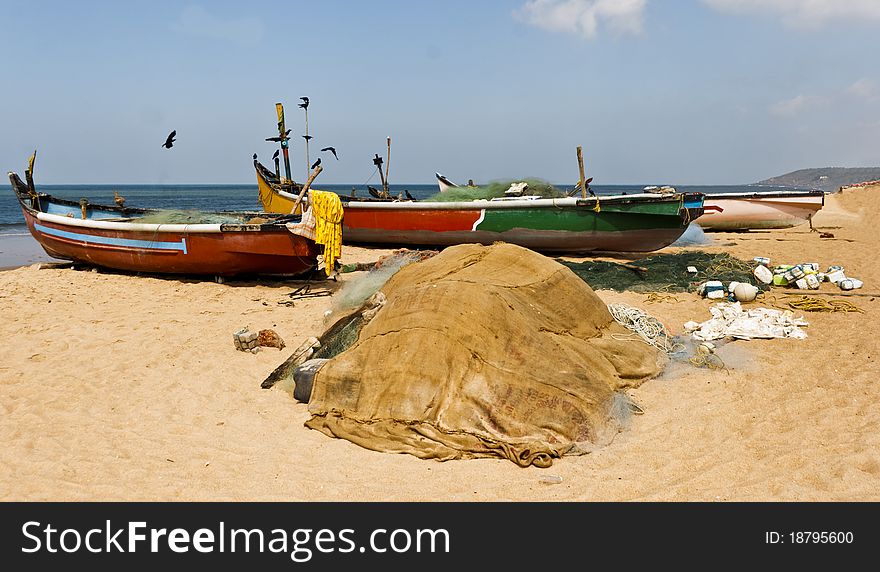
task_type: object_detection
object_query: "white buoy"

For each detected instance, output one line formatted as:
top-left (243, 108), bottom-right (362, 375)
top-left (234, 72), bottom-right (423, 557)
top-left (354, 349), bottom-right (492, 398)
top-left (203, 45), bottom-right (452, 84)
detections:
top-left (733, 283), bottom-right (759, 302)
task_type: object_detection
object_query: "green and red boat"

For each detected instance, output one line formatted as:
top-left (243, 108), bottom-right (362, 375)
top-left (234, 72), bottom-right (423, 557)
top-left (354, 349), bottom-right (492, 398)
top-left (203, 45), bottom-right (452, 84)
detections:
top-left (255, 160), bottom-right (704, 253)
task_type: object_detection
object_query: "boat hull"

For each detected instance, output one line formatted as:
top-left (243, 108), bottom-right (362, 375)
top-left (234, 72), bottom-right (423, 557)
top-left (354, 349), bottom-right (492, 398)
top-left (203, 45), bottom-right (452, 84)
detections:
top-left (22, 211), bottom-right (318, 275)
top-left (9, 169), bottom-right (319, 277)
top-left (696, 192), bottom-right (825, 231)
top-left (256, 162), bottom-right (703, 253)
top-left (342, 202), bottom-right (692, 252)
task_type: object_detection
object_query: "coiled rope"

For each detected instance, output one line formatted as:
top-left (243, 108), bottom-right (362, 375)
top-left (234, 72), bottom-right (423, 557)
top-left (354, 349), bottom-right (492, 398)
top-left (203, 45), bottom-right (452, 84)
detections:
top-left (785, 295), bottom-right (863, 313)
top-left (607, 303), bottom-right (683, 353)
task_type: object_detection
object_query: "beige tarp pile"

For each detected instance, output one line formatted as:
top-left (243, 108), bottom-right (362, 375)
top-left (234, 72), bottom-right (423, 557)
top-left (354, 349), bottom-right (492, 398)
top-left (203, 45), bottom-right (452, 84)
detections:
top-left (305, 243), bottom-right (666, 467)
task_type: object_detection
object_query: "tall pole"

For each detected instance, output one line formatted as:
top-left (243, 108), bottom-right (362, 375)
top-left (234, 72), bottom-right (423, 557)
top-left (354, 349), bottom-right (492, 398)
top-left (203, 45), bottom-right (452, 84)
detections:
top-left (303, 102), bottom-right (311, 180)
top-left (576, 146), bottom-right (587, 199)
top-left (384, 136), bottom-right (391, 195)
top-left (275, 103), bottom-right (292, 183)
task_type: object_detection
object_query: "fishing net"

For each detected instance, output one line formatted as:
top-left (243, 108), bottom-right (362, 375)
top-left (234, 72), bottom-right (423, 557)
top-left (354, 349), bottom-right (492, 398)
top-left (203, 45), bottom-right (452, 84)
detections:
top-left (315, 250), bottom-right (440, 361)
top-left (426, 178), bottom-right (566, 202)
top-left (558, 251), bottom-right (764, 293)
top-left (304, 243), bottom-right (667, 467)
top-left (329, 249), bottom-right (438, 318)
top-left (134, 209), bottom-right (245, 224)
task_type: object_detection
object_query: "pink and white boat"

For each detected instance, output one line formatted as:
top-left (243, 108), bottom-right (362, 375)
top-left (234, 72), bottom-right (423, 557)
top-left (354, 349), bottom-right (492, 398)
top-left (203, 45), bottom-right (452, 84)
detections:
top-left (695, 190), bottom-right (826, 231)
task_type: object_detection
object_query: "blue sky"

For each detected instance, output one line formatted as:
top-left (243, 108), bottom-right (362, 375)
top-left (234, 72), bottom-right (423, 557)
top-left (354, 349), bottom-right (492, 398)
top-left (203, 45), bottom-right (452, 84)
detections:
top-left (2, 0), bottom-right (878, 185)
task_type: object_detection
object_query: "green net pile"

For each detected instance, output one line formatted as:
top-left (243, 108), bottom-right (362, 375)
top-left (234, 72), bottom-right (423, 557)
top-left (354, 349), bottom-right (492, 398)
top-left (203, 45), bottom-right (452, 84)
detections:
top-left (558, 251), bottom-right (764, 293)
top-left (427, 178), bottom-right (566, 202)
top-left (313, 313), bottom-right (366, 361)
top-left (135, 209), bottom-right (245, 224)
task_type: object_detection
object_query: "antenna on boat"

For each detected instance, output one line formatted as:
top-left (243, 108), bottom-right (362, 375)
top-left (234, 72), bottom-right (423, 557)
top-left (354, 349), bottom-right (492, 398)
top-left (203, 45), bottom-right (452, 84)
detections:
top-left (267, 103), bottom-right (293, 183)
top-left (300, 96), bottom-right (311, 180)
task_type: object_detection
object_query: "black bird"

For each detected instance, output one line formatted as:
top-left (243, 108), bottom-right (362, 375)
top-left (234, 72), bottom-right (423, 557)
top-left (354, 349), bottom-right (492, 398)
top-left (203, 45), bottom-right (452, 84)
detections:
top-left (311, 158), bottom-right (321, 170)
top-left (372, 154), bottom-right (383, 169)
top-left (253, 153), bottom-right (257, 161)
top-left (272, 149), bottom-right (279, 161)
top-left (162, 130), bottom-right (176, 149)
top-left (298, 97), bottom-right (309, 109)
top-left (302, 134), bottom-right (313, 141)
top-left (320, 146), bottom-right (338, 160)
top-left (404, 189), bottom-right (414, 200)
top-left (585, 177), bottom-right (595, 197)
top-left (265, 129), bottom-right (291, 143)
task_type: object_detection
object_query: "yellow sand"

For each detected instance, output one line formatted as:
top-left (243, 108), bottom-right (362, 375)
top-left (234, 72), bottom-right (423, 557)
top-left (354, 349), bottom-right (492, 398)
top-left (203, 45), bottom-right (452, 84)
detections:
top-left (1, 186), bottom-right (878, 501)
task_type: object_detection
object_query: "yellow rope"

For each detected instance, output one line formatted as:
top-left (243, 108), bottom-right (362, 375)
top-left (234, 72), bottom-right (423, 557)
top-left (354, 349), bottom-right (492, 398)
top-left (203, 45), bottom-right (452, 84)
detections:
top-left (310, 190), bottom-right (344, 276)
top-left (688, 343), bottom-right (727, 371)
top-left (645, 292), bottom-right (680, 304)
top-left (784, 295), bottom-right (863, 313)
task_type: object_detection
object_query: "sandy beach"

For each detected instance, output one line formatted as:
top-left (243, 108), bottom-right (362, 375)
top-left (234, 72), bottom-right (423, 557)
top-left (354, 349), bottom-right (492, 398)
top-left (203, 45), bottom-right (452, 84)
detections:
top-left (1, 186), bottom-right (877, 502)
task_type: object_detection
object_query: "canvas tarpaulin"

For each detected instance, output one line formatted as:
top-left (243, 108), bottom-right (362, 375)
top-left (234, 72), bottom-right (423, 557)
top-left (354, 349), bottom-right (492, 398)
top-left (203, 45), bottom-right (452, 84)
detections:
top-left (305, 243), bottom-right (666, 467)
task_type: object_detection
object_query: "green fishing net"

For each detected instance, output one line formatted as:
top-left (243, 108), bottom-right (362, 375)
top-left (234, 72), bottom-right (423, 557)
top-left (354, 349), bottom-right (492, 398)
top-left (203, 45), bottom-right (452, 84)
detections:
top-left (426, 178), bottom-right (566, 202)
top-left (558, 251), bottom-right (764, 293)
top-left (135, 209), bottom-right (245, 224)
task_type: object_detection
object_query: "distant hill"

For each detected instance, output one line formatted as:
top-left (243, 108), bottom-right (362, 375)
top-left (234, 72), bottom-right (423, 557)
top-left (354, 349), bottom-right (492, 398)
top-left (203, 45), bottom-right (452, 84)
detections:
top-left (757, 167), bottom-right (880, 192)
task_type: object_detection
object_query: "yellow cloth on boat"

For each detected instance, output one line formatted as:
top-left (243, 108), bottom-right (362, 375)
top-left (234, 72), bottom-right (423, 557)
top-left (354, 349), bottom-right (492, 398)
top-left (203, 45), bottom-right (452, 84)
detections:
top-left (310, 190), bottom-right (344, 276)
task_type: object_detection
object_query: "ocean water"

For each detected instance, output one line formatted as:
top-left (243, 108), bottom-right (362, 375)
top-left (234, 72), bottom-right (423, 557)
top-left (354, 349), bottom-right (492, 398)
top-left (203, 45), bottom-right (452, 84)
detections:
top-left (0, 182), bottom-right (811, 236)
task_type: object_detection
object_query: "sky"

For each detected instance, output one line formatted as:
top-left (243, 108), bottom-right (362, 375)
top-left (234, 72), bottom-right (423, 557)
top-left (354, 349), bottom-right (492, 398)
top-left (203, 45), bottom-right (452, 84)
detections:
top-left (1, 0), bottom-right (878, 185)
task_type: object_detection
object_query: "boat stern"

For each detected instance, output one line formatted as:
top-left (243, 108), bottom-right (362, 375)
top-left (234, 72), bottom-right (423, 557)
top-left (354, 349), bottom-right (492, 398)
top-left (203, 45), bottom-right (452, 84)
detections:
top-left (680, 192), bottom-right (705, 224)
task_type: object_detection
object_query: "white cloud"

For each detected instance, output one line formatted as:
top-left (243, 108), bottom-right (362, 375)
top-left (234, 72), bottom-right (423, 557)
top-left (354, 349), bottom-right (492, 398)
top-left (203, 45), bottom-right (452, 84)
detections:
top-left (846, 78), bottom-right (878, 101)
top-left (171, 6), bottom-right (264, 45)
top-left (769, 94), bottom-right (823, 116)
top-left (701, 0), bottom-right (880, 28)
top-left (516, 0), bottom-right (647, 39)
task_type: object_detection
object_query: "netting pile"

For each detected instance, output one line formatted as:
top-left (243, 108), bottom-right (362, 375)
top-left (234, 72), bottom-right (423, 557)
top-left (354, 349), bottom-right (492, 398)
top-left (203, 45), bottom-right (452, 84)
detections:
top-left (135, 209), bottom-right (245, 224)
top-left (426, 178), bottom-right (566, 202)
top-left (558, 251), bottom-right (764, 293)
top-left (304, 243), bottom-right (667, 467)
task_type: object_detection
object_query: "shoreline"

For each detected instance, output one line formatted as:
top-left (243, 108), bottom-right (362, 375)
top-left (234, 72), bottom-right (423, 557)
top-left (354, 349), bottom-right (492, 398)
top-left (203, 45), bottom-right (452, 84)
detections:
top-left (0, 233), bottom-right (54, 270)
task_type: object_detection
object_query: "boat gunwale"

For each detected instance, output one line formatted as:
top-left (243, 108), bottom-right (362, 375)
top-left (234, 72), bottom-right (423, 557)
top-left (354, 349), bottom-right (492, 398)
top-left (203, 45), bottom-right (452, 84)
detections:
top-left (341, 193), bottom-right (696, 211)
top-left (9, 172), bottom-right (301, 235)
top-left (703, 190), bottom-right (826, 201)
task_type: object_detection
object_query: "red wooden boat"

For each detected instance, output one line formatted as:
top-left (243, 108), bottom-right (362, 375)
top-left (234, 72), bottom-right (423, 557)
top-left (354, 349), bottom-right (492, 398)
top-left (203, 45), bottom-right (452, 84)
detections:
top-left (8, 159), bottom-right (319, 277)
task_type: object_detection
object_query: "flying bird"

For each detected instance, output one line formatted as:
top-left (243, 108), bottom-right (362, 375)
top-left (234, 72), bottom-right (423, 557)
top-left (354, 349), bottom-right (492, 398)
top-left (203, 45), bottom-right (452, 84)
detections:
top-left (265, 129), bottom-right (291, 143)
top-left (298, 97), bottom-right (309, 109)
top-left (320, 146), bottom-right (338, 160)
top-left (404, 189), bottom-right (414, 201)
top-left (311, 158), bottom-right (321, 170)
top-left (302, 134), bottom-right (313, 141)
top-left (162, 130), bottom-right (176, 149)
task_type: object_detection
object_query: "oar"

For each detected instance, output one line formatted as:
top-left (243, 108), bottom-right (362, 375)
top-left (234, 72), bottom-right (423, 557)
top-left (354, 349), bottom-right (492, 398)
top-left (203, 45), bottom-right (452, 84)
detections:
top-left (291, 165), bottom-right (324, 214)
